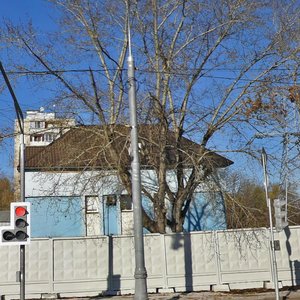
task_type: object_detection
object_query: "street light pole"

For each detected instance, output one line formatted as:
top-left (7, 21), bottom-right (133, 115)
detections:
top-left (127, 17), bottom-right (148, 300)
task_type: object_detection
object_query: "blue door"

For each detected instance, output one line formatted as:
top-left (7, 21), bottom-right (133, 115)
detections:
top-left (103, 195), bottom-right (120, 235)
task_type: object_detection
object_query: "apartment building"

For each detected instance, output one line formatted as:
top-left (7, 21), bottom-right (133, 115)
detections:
top-left (14, 108), bottom-right (75, 199)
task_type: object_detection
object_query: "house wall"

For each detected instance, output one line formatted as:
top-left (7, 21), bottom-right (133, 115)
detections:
top-left (25, 171), bottom-right (122, 237)
top-left (183, 192), bottom-right (227, 231)
top-left (25, 170), bottom-right (226, 237)
top-left (27, 196), bottom-right (85, 238)
top-left (121, 211), bottom-right (134, 235)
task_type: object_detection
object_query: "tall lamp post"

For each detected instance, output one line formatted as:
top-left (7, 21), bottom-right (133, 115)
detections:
top-left (127, 17), bottom-right (148, 300)
top-left (0, 62), bottom-right (26, 300)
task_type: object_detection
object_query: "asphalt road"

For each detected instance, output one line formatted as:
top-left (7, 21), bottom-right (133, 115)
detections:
top-left (69, 289), bottom-right (300, 300)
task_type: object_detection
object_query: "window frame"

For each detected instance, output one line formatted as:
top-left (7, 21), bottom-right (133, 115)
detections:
top-left (85, 195), bottom-right (99, 214)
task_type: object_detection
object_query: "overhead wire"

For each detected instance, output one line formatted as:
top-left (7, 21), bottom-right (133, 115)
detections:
top-left (2, 67), bottom-right (299, 85)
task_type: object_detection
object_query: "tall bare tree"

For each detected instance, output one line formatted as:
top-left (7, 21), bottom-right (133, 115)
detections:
top-left (1, 0), bottom-right (300, 232)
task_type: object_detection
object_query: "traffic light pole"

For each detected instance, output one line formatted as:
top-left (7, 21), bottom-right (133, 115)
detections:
top-left (0, 62), bottom-right (26, 300)
top-left (262, 148), bottom-right (280, 300)
top-left (20, 132), bottom-right (26, 300)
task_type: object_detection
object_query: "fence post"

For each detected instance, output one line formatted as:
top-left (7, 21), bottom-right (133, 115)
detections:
top-left (107, 235), bottom-right (113, 292)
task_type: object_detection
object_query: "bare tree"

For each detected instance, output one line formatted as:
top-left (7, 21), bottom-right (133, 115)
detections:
top-left (222, 171), bottom-right (300, 229)
top-left (0, 176), bottom-right (14, 210)
top-left (1, 0), bottom-right (300, 232)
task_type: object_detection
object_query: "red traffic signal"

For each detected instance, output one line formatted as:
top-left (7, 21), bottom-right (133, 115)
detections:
top-left (15, 206), bottom-right (27, 217)
top-left (0, 202), bottom-right (31, 245)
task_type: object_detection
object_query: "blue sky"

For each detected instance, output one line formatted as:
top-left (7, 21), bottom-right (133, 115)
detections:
top-left (0, 0), bottom-right (57, 178)
top-left (0, 1), bottom-right (296, 190)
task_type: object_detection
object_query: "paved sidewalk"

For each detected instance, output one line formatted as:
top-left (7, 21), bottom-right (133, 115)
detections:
top-left (89, 289), bottom-right (300, 299)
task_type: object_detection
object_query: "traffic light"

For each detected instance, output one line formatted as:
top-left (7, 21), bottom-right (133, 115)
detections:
top-left (273, 198), bottom-right (288, 232)
top-left (0, 202), bottom-right (31, 245)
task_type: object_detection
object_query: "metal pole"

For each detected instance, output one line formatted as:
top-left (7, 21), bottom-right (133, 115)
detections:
top-left (127, 20), bottom-right (148, 300)
top-left (262, 148), bottom-right (280, 300)
top-left (20, 132), bottom-right (26, 300)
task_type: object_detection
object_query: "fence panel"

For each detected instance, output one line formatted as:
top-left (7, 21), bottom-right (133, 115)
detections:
top-left (217, 229), bottom-right (271, 288)
top-left (144, 234), bottom-right (165, 291)
top-left (109, 235), bottom-right (135, 292)
top-left (0, 239), bottom-right (51, 297)
top-left (163, 231), bottom-right (218, 291)
top-left (275, 226), bottom-right (300, 286)
top-left (52, 237), bottom-right (109, 294)
top-left (1, 227), bottom-right (300, 298)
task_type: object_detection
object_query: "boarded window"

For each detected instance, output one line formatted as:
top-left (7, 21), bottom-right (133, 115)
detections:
top-left (104, 195), bottom-right (117, 206)
top-left (85, 196), bottom-right (99, 213)
top-left (120, 195), bottom-right (132, 211)
top-left (85, 196), bottom-right (100, 236)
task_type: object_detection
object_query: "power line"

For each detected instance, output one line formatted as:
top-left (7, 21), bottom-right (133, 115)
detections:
top-left (5, 66), bottom-right (299, 74)
top-left (5, 68), bottom-right (122, 75)
top-left (138, 69), bottom-right (299, 85)
top-left (3, 67), bottom-right (299, 86)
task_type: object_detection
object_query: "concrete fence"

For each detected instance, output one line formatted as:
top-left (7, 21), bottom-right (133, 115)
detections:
top-left (1, 226), bottom-right (300, 299)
